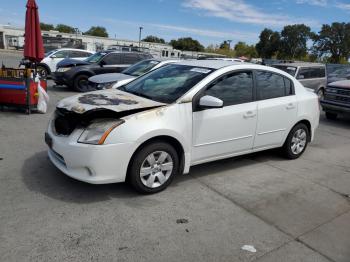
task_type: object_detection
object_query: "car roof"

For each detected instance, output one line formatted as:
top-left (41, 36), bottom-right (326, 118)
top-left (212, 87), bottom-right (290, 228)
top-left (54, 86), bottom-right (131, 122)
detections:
top-left (175, 59), bottom-right (243, 69)
top-left (273, 62), bottom-right (324, 67)
top-left (55, 48), bottom-right (93, 52)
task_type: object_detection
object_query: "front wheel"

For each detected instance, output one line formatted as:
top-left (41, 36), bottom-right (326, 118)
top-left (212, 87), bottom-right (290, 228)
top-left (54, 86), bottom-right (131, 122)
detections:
top-left (128, 142), bottom-right (179, 194)
top-left (282, 123), bottom-right (309, 159)
top-left (317, 88), bottom-right (324, 100)
top-left (73, 75), bottom-right (91, 92)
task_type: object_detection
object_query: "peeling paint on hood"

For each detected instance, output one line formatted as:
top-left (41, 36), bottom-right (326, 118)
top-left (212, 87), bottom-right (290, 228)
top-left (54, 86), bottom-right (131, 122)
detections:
top-left (57, 89), bottom-right (166, 114)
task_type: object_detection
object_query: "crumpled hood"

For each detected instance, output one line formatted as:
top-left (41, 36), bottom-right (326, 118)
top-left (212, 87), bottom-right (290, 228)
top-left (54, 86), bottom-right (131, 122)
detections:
top-left (88, 73), bottom-right (135, 84)
top-left (56, 89), bottom-right (165, 114)
top-left (57, 58), bottom-right (90, 68)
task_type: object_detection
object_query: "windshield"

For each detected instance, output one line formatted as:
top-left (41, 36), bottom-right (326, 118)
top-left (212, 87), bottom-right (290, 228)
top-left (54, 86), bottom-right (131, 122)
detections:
top-left (45, 50), bottom-right (56, 57)
top-left (85, 52), bottom-right (106, 63)
top-left (273, 65), bottom-right (297, 77)
top-left (122, 60), bottom-right (160, 77)
top-left (119, 64), bottom-right (212, 103)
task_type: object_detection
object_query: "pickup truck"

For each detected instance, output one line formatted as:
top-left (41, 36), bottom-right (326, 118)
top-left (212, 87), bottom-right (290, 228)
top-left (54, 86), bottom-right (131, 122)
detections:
top-left (321, 80), bottom-right (350, 120)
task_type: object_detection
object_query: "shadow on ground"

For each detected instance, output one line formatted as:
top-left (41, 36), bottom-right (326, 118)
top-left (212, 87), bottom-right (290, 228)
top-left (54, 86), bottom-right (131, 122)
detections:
top-left (21, 149), bottom-right (284, 204)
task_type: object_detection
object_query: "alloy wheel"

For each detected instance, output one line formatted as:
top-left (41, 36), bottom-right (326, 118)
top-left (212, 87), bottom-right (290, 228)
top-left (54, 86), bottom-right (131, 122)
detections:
top-left (291, 129), bottom-right (307, 155)
top-left (140, 151), bottom-right (173, 188)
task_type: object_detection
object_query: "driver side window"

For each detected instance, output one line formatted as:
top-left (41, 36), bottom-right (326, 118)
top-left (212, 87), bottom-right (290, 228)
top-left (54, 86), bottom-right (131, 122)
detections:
top-left (204, 71), bottom-right (254, 107)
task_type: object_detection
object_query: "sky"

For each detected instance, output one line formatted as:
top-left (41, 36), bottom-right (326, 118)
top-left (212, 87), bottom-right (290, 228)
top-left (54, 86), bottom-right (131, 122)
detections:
top-left (0, 0), bottom-right (350, 46)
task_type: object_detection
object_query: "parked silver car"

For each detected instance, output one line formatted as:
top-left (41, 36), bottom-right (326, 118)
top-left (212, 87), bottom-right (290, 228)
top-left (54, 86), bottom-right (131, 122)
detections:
top-left (272, 63), bottom-right (327, 99)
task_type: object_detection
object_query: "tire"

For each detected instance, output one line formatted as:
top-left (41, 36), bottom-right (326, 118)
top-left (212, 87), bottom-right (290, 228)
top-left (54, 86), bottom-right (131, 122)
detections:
top-left (317, 88), bottom-right (324, 100)
top-left (325, 112), bottom-right (338, 120)
top-left (73, 74), bottom-right (91, 92)
top-left (282, 123), bottom-right (309, 159)
top-left (129, 141), bottom-right (179, 194)
top-left (37, 65), bottom-right (49, 78)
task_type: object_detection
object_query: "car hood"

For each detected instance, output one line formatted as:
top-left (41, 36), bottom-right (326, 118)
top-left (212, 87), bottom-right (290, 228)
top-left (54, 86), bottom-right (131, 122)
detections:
top-left (56, 89), bottom-right (165, 114)
top-left (328, 80), bottom-right (350, 89)
top-left (57, 58), bottom-right (90, 68)
top-left (88, 73), bottom-right (135, 84)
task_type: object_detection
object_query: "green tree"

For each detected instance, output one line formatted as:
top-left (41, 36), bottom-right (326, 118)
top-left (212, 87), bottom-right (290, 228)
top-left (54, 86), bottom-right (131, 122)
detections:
top-left (219, 40), bottom-right (230, 50)
top-left (40, 22), bottom-right (54, 31)
top-left (55, 24), bottom-right (76, 34)
top-left (84, 26), bottom-right (108, 37)
top-left (279, 24), bottom-right (312, 59)
top-left (234, 41), bottom-right (257, 58)
top-left (256, 28), bottom-right (281, 58)
top-left (142, 35), bottom-right (165, 44)
top-left (313, 22), bottom-right (350, 63)
top-left (170, 37), bottom-right (204, 51)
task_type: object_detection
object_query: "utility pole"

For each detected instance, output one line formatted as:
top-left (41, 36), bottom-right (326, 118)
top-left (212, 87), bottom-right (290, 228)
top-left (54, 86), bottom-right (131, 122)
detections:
top-left (139, 26), bottom-right (143, 48)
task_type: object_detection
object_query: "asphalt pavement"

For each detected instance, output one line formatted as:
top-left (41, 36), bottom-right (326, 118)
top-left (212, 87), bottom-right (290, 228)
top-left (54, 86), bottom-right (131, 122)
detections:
top-left (0, 62), bottom-right (349, 261)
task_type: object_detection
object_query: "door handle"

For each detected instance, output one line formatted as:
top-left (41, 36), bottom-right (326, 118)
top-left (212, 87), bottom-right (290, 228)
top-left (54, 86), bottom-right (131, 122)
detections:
top-left (243, 111), bottom-right (256, 119)
top-left (286, 103), bottom-right (296, 110)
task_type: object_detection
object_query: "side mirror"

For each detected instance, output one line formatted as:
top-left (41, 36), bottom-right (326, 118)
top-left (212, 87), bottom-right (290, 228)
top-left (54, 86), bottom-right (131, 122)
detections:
top-left (297, 74), bottom-right (304, 79)
top-left (50, 55), bottom-right (57, 59)
top-left (198, 95), bottom-right (223, 109)
top-left (99, 60), bottom-right (106, 67)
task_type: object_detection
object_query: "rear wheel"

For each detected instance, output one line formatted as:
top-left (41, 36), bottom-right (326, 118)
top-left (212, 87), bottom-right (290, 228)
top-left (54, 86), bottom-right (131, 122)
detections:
top-left (129, 142), bottom-right (179, 194)
top-left (37, 65), bottom-right (49, 78)
top-left (282, 123), bottom-right (309, 159)
top-left (325, 112), bottom-right (338, 120)
top-left (73, 74), bottom-right (91, 92)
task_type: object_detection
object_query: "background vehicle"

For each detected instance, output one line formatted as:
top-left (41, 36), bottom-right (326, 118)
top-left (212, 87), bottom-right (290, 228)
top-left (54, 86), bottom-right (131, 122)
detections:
top-left (321, 80), bottom-right (350, 120)
top-left (272, 62), bottom-right (327, 99)
top-left (88, 59), bottom-right (179, 90)
top-left (52, 50), bottom-right (153, 92)
top-left (46, 61), bottom-right (320, 193)
top-left (38, 48), bottom-right (94, 78)
top-left (327, 67), bottom-right (350, 83)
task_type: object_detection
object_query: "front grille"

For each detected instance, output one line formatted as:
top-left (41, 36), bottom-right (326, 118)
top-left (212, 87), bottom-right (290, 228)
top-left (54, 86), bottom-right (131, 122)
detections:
top-left (325, 87), bottom-right (350, 104)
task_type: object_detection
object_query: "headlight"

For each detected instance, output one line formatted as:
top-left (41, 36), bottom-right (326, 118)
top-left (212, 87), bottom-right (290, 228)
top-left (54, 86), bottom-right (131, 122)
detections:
top-left (57, 67), bottom-right (71, 73)
top-left (97, 81), bottom-right (117, 90)
top-left (78, 119), bottom-right (125, 145)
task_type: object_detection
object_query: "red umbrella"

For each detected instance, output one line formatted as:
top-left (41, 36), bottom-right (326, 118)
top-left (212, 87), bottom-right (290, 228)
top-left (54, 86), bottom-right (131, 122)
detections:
top-left (24, 0), bottom-right (44, 63)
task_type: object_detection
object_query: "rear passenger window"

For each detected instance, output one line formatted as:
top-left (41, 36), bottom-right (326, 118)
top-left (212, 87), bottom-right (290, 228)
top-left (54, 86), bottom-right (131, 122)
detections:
top-left (103, 53), bottom-right (121, 65)
top-left (204, 71), bottom-right (253, 106)
top-left (122, 53), bottom-right (140, 64)
top-left (256, 71), bottom-right (286, 100)
top-left (284, 78), bottom-right (293, 95)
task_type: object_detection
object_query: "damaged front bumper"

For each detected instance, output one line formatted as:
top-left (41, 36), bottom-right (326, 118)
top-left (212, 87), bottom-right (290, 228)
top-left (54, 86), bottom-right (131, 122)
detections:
top-left (46, 122), bottom-right (135, 184)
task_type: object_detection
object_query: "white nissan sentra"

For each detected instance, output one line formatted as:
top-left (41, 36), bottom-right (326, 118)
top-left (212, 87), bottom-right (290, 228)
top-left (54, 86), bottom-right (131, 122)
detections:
top-left (45, 60), bottom-right (320, 193)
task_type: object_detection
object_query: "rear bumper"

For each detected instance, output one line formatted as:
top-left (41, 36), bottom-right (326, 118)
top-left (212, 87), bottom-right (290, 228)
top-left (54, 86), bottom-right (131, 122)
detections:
top-left (321, 100), bottom-right (350, 114)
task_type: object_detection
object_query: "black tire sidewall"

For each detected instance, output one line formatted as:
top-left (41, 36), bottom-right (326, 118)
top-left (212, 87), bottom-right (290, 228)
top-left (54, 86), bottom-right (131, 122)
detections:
top-left (283, 123), bottom-right (309, 159)
top-left (37, 65), bottom-right (48, 78)
top-left (74, 75), bottom-right (90, 92)
top-left (129, 142), bottom-right (179, 194)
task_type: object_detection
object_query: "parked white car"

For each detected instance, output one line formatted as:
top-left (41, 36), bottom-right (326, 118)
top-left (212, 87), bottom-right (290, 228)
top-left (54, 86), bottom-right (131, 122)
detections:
top-left (87, 58), bottom-right (179, 90)
top-left (38, 48), bottom-right (94, 77)
top-left (45, 60), bottom-right (320, 193)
